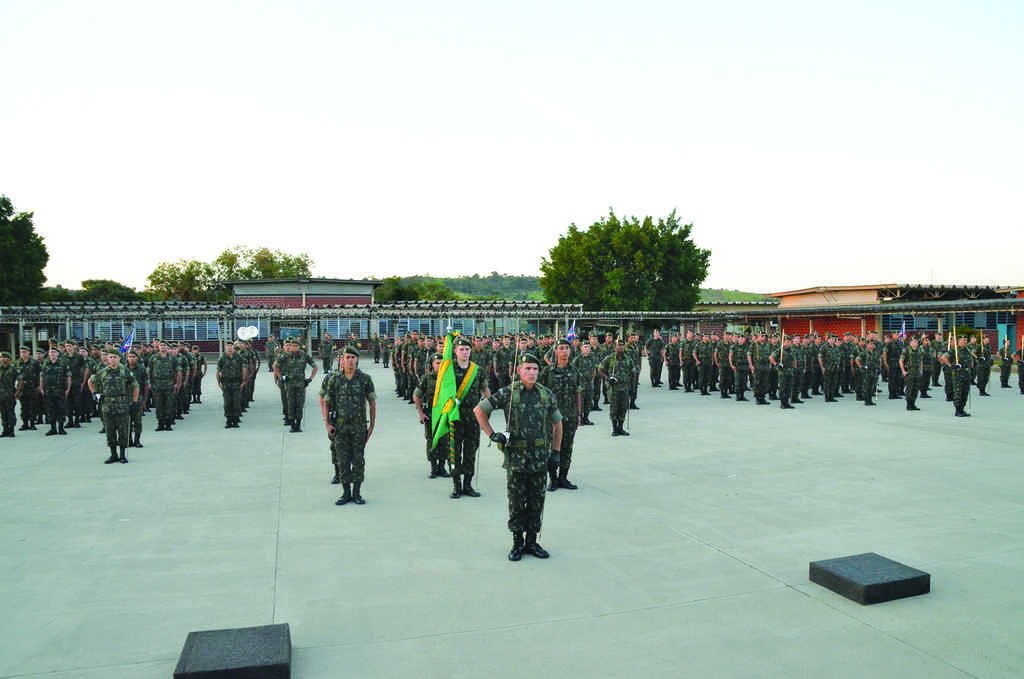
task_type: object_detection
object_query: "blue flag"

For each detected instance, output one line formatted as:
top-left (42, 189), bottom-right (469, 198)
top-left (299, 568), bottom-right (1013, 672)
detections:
top-left (119, 327), bottom-right (135, 353)
top-left (898, 320), bottom-right (906, 340)
top-left (566, 321), bottom-right (576, 342)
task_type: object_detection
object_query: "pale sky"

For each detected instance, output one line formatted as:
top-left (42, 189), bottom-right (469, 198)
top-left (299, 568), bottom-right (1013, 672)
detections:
top-left (2, 0), bottom-right (1022, 295)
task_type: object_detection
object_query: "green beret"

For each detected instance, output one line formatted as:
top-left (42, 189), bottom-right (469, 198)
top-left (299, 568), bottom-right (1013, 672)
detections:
top-left (343, 346), bottom-right (359, 357)
top-left (431, 352), bottom-right (443, 361)
top-left (19, 346), bottom-right (30, 352)
top-left (555, 338), bottom-right (570, 347)
top-left (104, 348), bottom-right (121, 356)
top-left (518, 353), bottom-right (540, 366)
top-left (454, 337), bottom-right (471, 348)
top-left (158, 339), bottom-right (168, 345)
top-left (127, 350), bottom-right (139, 358)
top-left (0, 351), bottom-right (11, 359)
top-left (191, 345), bottom-right (199, 350)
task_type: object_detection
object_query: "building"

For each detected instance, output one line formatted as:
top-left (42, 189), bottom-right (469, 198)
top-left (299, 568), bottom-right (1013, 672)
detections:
top-left (222, 278), bottom-right (382, 308)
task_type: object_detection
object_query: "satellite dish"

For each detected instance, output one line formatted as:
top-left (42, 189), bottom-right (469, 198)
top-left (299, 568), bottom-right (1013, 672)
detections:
top-left (236, 326), bottom-right (258, 340)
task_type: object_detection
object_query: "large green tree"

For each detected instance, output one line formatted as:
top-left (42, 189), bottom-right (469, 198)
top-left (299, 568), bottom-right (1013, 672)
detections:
top-left (212, 246), bottom-right (313, 281)
top-left (540, 209), bottom-right (710, 311)
top-left (146, 260), bottom-right (216, 301)
top-left (0, 195), bottom-right (49, 305)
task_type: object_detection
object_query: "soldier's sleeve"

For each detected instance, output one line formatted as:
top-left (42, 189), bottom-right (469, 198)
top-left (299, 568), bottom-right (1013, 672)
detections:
top-left (413, 375), bottom-right (427, 400)
top-left (545, 388), bottom-right (563, 425)
top-left (478, 385), bottom-right (509, 416)
top-left (126, 370), bottom-right (139, 390)
top-left (362, 374), bottom-right (376, 401)
top-left (306, 354), bottom-right (316, 368)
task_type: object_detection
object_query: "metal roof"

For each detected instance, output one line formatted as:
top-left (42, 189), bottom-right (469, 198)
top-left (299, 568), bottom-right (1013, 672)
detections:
top-left (718, 297), bottom-right (1022, 319)
top-left (219, 277), bottom-right (383, 287)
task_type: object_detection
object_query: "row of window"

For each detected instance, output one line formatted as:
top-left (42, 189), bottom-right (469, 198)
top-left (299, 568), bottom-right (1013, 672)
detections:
top-left (881, 312), bottom-right (1016, 332)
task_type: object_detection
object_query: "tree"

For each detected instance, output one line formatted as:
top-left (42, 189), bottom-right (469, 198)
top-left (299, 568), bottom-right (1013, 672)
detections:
top-left (212, 246), bottom-right (313, 281)
top-left (79, 279), bottom-right (144, 302)
top-left (0, 195), bottom-right (49, 305)
top-left (146, 259), bottom-right (216, 301)
top-left (540, 209), bottom-right (710, 311)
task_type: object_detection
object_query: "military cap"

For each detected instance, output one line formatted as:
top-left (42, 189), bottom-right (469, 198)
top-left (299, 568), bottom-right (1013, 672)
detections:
top-left (0, 351), bottom-right (11, 359)
top-left (127, 350), bottom-right (140, 358)
top-left (454, 337), bottom-right (472, 348)
top-left (518, 353), bottom-right (540, 366)
top-left (65, 340), bottom-right (78, 346)
top-left (615, 339), bottom-right (625, 345)
top-left (158, 338), bottom-right (168, 345)
top-left (104, 348), bottom-right (121, 356)
top-left (431, 352), bottom-right (443, 361)
top-left (342, 346), bottom-right (359, 357)
top-left (555, 338), bottom-right (570, 347)
top-left (19, 346), bottom-right (30, 352)
top-left (191, 345), bottom-right (199, 350)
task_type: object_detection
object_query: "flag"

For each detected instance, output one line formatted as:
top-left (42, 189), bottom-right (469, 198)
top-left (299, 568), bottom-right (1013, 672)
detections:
top-left (119, 327), bottom-right (135, 353)
top-left (898, 320), bottom-right (906, 340)
top-left (431, 331), bottom-right (460, 449)
top-left (565, 320), bottom-right (576, 342)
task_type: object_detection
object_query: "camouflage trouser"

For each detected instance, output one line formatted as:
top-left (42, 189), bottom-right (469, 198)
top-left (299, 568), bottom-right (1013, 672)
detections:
top-left (177, 379), bottom-right (189, 414)
top-left (768, 365), bottom-right (778, 397)
top-left (608, 384), bottom-right (629, 424)
top-left (683, 362), bottom-right (697, 390)
top-left (592, 375), bottom-right (603, 407)
top-left (67, 385), bottom-right (84, 420)
top-left (555, 419), bottom-right (577, 473)
top-left (999, 363), bottom-right (1010, 387)
top-left (754, 367), bottom-right (769, 399)
top-left (579, 385), bottom-right (593, 417)
top-left (285, 385), bottom-right (306, 424)
top-left (153, 385), bottom-right (175, 423)
top-left (823, 367), bottom-right (839, 399)
top-left (719, 365), bottom-right (733, 396)
top-left (450, 415), bottom-right (480, 476)
top-left (667, 363), bottom-right (680, 389)
top-left (648, 358), bottom-right (663, 385)
top-left (791, 369), bottom-right (802, 401)
top-left (422, 413), bottom-right (442, 463)
top-left (841, 363), bottom-right (853, 391)
top-left (278, 382), bottom-right (288, 416)
top-left (952, 370), bottom-right (971, 411)
top-left (506, 468), bottom-right (546, 534)
top-left (943, 365), bottom-right (954, 400)
top-left (777, 369), bottom-right (793, 405)
top-left (810, 364), bottom-right (822, 393)
top-left (860, 370), bottom-right (878, 401)
top-left (335, 428), bottom-right (367, 483)
top-left (192, 375), bottom-right (203, 399)
top-left (44, 391), bottom-right (66, 425)
top-left (734, 369), bottom-right (748, 397)
top-left (129, 401), bottom-right (143, 441)
top-left (222, 382), bottom-right (241, 418)
top-left (921, 370), bottom-right (932, 396)
top-left (103, 407), bottom-right (130, 448)
top-left (976, 365), bottom-right (991, 392)
top-left (18, 391), bottom-right (34, 424)
top-left (698, 363), bottom-right (713, 392)
top-left (905, 373), bottom-right (920, 408)
top-left (0, 395), bottom-right (15, 431)
top-left (852, 367), bottom-right (863, 397)
top-left (888, 365), bottom-right (903, 398)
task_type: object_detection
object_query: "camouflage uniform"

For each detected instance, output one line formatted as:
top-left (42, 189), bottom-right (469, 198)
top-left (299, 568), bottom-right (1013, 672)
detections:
top-left (644, 336), bottom-right (665, 387)
top-left (857, 344), bottom-right (882, 405)
top-left (696, 338), bottom-right (714, 395)
top-left (770, 344), bottom-right (796, 408)
top-left (275, 350), bottom-right (316, 430)
top-left (998, 342), bottom-right (1013, 388)
top-left (91, 363), bottom-right (138, 453)
top-left (323, 369), bottom-right (376, 491)
top-left (149, 353), bottom-right (181, 429)
top-left (0, 360), bottom-right (20, 436)
top-left (572, 349), bottom-right (598, 422)
top-left (715, 338), bottom-right (733, 398)
top-left (750, 340), bottom-right (771, 403)
top-left (665, 338), bottom-right (682, 390)
top-left (599, 350), bottom-right (635, 434)
top-left (413, 371), bottom-right (444, 469)
top-left (448, 360), bottom-right (487, 491)
top-left (902, 343), bottom-right (925, 410)
top-left (478, 381), bottom-right (561, 536)
top-left (217, 352), bottom-right (246, 426)
top-left (14, 354), bottom-right (38, 429)
top-left (64, 350), bottom-right (88, 427)
top-left (729, 340), bottom-right (750, 400)
top-left (540, 359), bottom-right (581, 488)
top-left (945, 343), bottom-right (976, 416)
top-left (884, 338), bottom-right (904, 399)
top-left (975, 341), bottom-right (993, 395)
top-left (819, 340), bottom-right (841, 401)
top-left (191, 351), bottom-right (207, 402)
top-left (127, 360), bottom-right (149, 445)
top-left (319, 337), bottom-right (335, 372)
top-left (40, 357), bottom-right (70, 434)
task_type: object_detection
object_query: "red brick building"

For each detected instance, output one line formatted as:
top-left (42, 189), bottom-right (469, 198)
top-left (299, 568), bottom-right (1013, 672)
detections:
top-left (224, 278), bottom-right (382, 309)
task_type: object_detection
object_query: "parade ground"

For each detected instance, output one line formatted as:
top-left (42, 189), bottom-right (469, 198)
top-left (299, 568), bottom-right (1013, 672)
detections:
top-left (1, 362), bottom-right (1022, 679)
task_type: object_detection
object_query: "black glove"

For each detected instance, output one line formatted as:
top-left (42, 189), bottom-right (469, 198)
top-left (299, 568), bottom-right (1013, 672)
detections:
top-left (608, 376), bottom-right (618, 385)
top-left (129, 401), bottom-right (138, 414)
top-left (490, 431), bottom-right (507, 446)
top-left (305, 378), bottom-right (312, 387)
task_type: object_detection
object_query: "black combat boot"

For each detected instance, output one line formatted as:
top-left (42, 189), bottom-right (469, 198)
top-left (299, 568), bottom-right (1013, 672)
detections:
top-left (225, 418), bottom-right (232, 429)
top-left (19, 420), bottom-right (31, 431)
top-left (119, 446), bottom-right (127, 463)
top-left (781, 396), bottom-right (794, 410)
top-left (450, 475), bottom-right (462, 499)
top-left (558, 465), bottom-right (577, 490)
top-left (58, 419), bottom-right (67, 435)
top-left (45, 422), bottom-right (58, 436)
top-left (104, 446), bottom-right (119, 464)
top-left (290, 421), bottom-right (301, 433)
top-left (619, 423), bottom-right (630, 436)
top-left (508, 532), bottom-right (525, 562)
top-left (907, 404), bottom-right (920, 411)
top-left (331, 467), bottom-right (340, 484)
top-left (134, 432), bottom-right (143, 448)
top-left (547, 468), bottom-right (558, 492)
top-left (864, 397), bottom-right (875, 406)
top-left (462, 475), bottom-right (480, 497)
top-left (428, 460), bottom-right (439, 479)
top-left (591, 403), bottom-right (602, 411)
top-left (352, 482), bottom-right (365, 504)
top-left (523, 532), bottom-right (549, 559)
top-left (437, 463), bottom-right (450, 478)
top-left (611, 421), bottom-right (622, 436)
top-left (335, 482), bottom-right (352, 505)
top-left (791, 397), bottom-right (803, 404)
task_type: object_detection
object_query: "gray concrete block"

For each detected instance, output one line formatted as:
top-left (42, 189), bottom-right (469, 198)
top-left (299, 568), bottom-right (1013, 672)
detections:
top-left (809, 552), bottom-right (930, 605)
top-left (174, 623), bottom-right (291, 679)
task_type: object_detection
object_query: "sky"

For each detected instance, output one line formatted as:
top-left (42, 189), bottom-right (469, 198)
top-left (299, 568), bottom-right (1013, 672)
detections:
top-left (2, 0), bottom-right (1022, 295)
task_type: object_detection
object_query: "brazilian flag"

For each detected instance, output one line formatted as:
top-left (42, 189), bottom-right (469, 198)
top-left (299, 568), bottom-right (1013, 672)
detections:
top-left (431, 332), bottom-right (460, 449)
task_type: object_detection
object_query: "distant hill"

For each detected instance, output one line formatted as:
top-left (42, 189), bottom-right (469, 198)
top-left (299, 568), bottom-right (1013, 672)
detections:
top-left (394, 274), bottom-right (768, 304)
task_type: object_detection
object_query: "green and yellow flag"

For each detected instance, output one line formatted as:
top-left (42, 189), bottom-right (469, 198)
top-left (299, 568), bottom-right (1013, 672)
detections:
top-left (431, 332), bottom-right (460, 449)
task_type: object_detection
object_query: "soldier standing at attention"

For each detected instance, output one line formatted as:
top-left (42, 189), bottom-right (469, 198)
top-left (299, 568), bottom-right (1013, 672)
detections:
top-left (0, 351), bottom-right (22, 438)
top-left (540, 338), bottom-right (581, 491)
top-left (769, 336), bottom-right (796, 409)
top-left (818, 334), bottom-right (841, 402)
top-left (40, 347), bottom-right (70, 435)
top-left (323, 347), bottom-right (376, 506)
top-left (573, 340), bottom-right (597, 425)
top-left (372, 334), bottom-right (381, 364)
top-left (275, 339), bottom-right (318, 433)
top-left (63, 341), bottom-right (89, 429)
top-left (89, 349), bottom-right (139, 464)
top-left (788, 335), bottom-right (805, 404)
top-left (695, 333), bottom-right (714, 396)
top-left (413, 352), bottom-right (447, 479)
top-left (884, 333), bottom-right (904, 400)
top-left (855, 339), bottom-right (881, 407)
top-left (598, 339), bottom-right (635, 436)
top-left (445, 337), bottom-right (489, 499)
top-left (900, 335), bottom-right (924, 411)
top-left (919, 335), bottom-right (934, 398)
top-left (382, 334), bottom-right (392, 368)
top-left (997, 338), bottom-right (1013, 389)
top-left (645, 330), bottom-right (665, 388)
top-left (975, 335), bottom-right (993, 396)
top-left (15, 347), bottom-right (37, 431)
top-left (125, 351), bottom-right (149, 447)
top-left (190, 346), bottom-right (207, 404)
top-left (265, 334), bottom-right (278, 373)
top-left (940, 335), bottom-right (975, 417)
top-left (665, 333), bottom-right (682, 390)
top-left (319, 333), bottom-right (334, 373)
top-left (716, 332), bottom-right (733, 399)
top-left (149, 340), bottom-right (181, 431)
top-left (729, 333), bottom-right (750, 401)
top-left (750, 333), bottom-right (770, 405)
top-left (217, 342), bottom-right (247, 429)
top-left (474, 353), bottom-right (562, 562)
top-left (625, 333), bottom-right (642, 409)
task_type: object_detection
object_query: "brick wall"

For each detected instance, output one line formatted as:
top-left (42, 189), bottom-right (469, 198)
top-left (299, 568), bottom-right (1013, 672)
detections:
top-left (806, 315), bottom-right (864, 337)
top-left (781, 318), bottom-right (811, 335)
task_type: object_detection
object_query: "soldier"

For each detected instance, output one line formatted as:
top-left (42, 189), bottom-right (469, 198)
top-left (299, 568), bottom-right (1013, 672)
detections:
top-left (323, 346), bottom-right (376, 506)
top-left (807, 333), bottom-right (823, 397)
top-left (217, 342), bottom-right (248, 428)
top-left (818, 334), bottom-right (840, 402)
top-left (15, 347), bottom-right (37, 431)
top-left (750, 333), bottom-right (771, 405)
top-left (319, 333), bottom-right (335, 373)
top-left (474, 353), bottom-right (562, 562)
top-left (729, 334), bottom-right (751, 401)
top-left (125, 351), bottom-right (149, 447)
top-left (0, 351), bottom-right (22, 437)
top-left (372, 333), bottom-right (381, 364)
top-left (884, 333), bottom-right (905, 400)
top-left (382, 334), bottom-right (392, 368)
top-left (681, 330), bottom-right (697, 392)
top-left (626, 333), bottom-right (642, 409)
top-left (598, 339), bottom-right (635, 436)
top-left (62, 341), bottom-right (89, 429)
top-left (149, 340), bottom-right (181, 431)
top-left (446, 337), bottom-right (489, 498)
top-left (264, 334), bottom-right (278, 373)
top-left (39, 347), bottom-right (70, 436)
top-left (920, 335), bottom-right (934, 398)
top-left (855, 339), bottom-right (881, 406)
top-left (665, 333), bottom-right (682, 390)
top-left (769, 336), bottom-right (796, 409)
top-left (89, 349), bottom-right (139, 464)
top-left (694, 333), bottom-right (714, 396)
top-left (32, 348), bottom-right (46, 425)
top-left (190, 346), bottom-right (207, 403)
top-left (540, 338), bottom-right (581, 491)
top-left (997, 338), bottom-right (1013, 388)
top-left (900, 335), bottom-right (925, 411)
top-left (715, 332), bottom-right (733, 398)
top-left (940, 335), bottom-right (975, 417)
top-left (274, 339), bottom-right (318, 432)
top-left (573, 340), bottom-right (597, 425)
top-left (645, 330), bottom-right (665, 387)
top-left (413, 352), bottom-right (448, 479)
top-left (975, 335), bottom-right (993, 396)
top-left (788, 335), bottom-right (805, 404)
